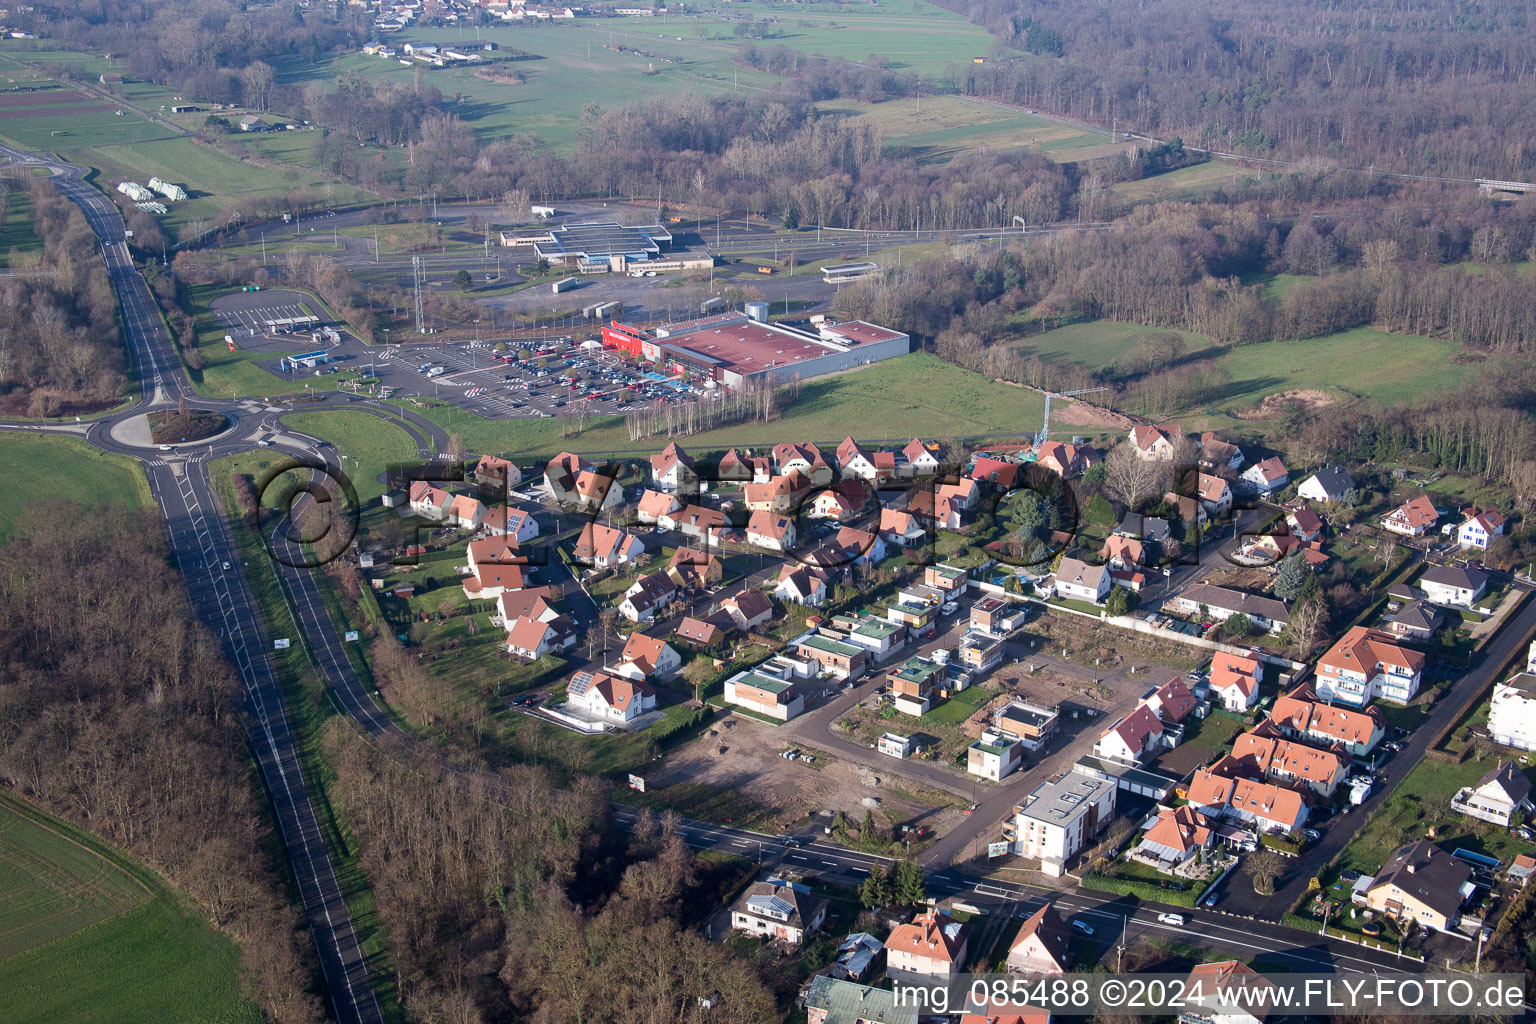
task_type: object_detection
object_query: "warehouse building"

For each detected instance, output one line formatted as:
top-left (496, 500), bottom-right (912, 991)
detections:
top-left (600, 311), bottom-right (909, 390)
top-left (500, 221), bottom-right (674, 268)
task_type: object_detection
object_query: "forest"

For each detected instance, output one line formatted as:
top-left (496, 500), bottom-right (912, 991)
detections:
top-left (0, 180), bottom-right (126, 416)
top-left (0, 514), bottom-right (322, 1022)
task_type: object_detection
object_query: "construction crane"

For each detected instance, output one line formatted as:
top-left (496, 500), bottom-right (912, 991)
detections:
top-left (1039, 386), bottom-right (1109, 447)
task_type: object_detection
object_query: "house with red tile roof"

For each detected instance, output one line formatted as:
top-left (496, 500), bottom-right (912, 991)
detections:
top-left (1208, 653), bottom-right (1262, 712)
top-left (1005, 902), bottom-right (1072, 975)
top-left (481, 504), bottom-right (539, 543)
top-left (885, 909), bottom-right (969, 980)
top-left (408, 480), bottom-right (454, 520)
top-left (635, 488), bottom-right (681, 524)
top-left (746, 510), bottom-right (797, 552)
top-left (1380, 495), bottom-right (1439, 537)
top-left (495, 588), bottom-right (560, 626)
top-left (903, 437), bottom-right (941, 476)
top-left (773, 442), bottom-right (832, 484)
top-left (572, 522), bottom-right (644, 569)
top-left (462, 561), bottom-right (528, 601)
top-left (572, 468), bottom-right (622, 511)
top-left (1458, 506), bottom-right (1507, 550)
top-left (614, 631), bottom-right (681, 680)
top-left (1197, 472), bottom-right (1233, 518)
top-left (1185, 765), bottom-right (1308, 834)
top-left (649, 441), bottom-right (696, 493)
top-left (776, 565), bottom-right (826, 608)
top-left (505, 614), bottom-right (576, 660)
top-left (666, 545), bottom-right (721, 590)
top-left (1133, 805), bottom-right (1213, 872)
top-left (1091, 704), bottom-right (1166, 763)
top-left (1183, 961), bottom-right (1281, 1024)
top-left (1034, 440), bottom-right (1096, 478)
top-left (1241, 456), bottom-right (1289, 494)
top-left (1268, 683), bottom-right (1385, 756)
top-left (1129, 424), bottom-right (1182, 461)
top-left (1315, 626), bottom-right (1424, 706)
top-left (878, 507), bottom-right (925, 547)
top-left (567, 669), bottom-right (657, 723)
top-left (720, 587), bottom-right (774, 631)
top-left (1231, 720), bottom-right (1349, 797)
top-left (472, 454), bottom-right (521, 492)
top-left (1141, 676), bottom-right (1197, 725)
top-left (715, 448), bottom-right (752, 482)
top-left (970, 456), bottom-right (1021, 491)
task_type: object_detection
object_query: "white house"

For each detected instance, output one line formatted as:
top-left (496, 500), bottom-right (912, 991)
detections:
top-left (746, 510), bottom-right (797, 552)
top-left (614, 631), bottom-right (681, 680)
top-left (776, 566), bottom-right (827, 608)
top-left (618, 573), bottom-right (677, 623)
top-left (1091, 704), bottom-right (1165, 764)
top-left (1008, 769), bottom-right (1117, 876)
top-left (1208, 653), bottom-right (1262, 713)
top-left (1418, 564), bottom-right (1489, 609)
top-left (1240, 456), bottom-right (1289, 495)
top-left (1053, 557), bottom-right (1110, 604)
top-left (1458, 507), bottom-right (1507, 550)
top-left (967, 728), bottom-right (1024, 781)
top-left (408, 480), bottom-right (454, 520)
top-left (482, 505), bottom-right (539, 543)
top-left (1297, 465), bottom-right (1355, 503)
top-left (505, 614), bottom-right (575, 659)
top-left (572, 522), bottom-right (644, 569)
top-left (1182, 962), bottom-right (1282, 1024)
top-left (1451, 762), bottom-right (1532, 827)
top-left (729, 881), bottom-right (827, 946)
top-left (1005, 902), bottom-right (1072, 975)
top-left (903, 437), bottom-right (941, 476)
top-left (566, 670), bottom-right (657, 723)
top-left (885, 909), bottom-right (969, 979)
top-left (1170, 584), bottom-right (1289, 635)
top-left (1490, 673), bottom-right (1536, 752)
top-left (649, 441), bottom-right (696, 493)
top-left (1315, 626), bottom-right (1424, 706)
top-left (1380, 495), bottom-right (1439, 538)
top-left (1197, 473), bottom-right (1233, 518)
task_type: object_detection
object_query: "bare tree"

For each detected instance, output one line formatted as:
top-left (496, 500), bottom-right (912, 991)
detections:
top-left (1104, 444), bottom-right (1168, 510)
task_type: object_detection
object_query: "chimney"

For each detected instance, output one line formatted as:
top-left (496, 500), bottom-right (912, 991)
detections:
top-left (1405, 864), bottom-right (1415, 874)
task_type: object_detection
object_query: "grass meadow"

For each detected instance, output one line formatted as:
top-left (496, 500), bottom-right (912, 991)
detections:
top-left (0, 433), bottom-right (152, 541)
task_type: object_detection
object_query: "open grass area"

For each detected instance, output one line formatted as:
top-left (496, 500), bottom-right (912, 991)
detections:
top-left (1111, 161), bottom-right (1265, 201)
top-left (407, 351), bottom-right (1056, 459)
top-left (0, 796), bottom-right (261, 1024)
top-left (0, 432), bottom-right (151, 541)
top-left (283, 409), bottom-right (420, 503)
top-left (74, 136), bottom-right (368, 237)
top-left (1007, 319), bottom-right (1217, 371)
top-left (1207, 327), bottom-right (1470, 419)
top-left (1336, 755), bottom-right (1536, 878)
top-left (819, 94), bottom-right (1105, 165)
top-left (0, 184), bottom-right (41, 265)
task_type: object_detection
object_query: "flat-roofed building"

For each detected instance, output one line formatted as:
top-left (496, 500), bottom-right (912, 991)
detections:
top-left (1006, 769), bottom-right (1117, 876)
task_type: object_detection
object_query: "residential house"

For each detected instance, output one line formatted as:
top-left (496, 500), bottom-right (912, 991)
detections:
top-left (888, 656), bottom-right (948, 715)
top-left (835, 436), bottom-right (880, 482)
top-left (636, 488), bottom-right (682, 525)
top-left (462, 561), bottom-right (529, 601)
top-left (1007, 769), bottom-right (1117, 876)
top-left (1100, 534), bottom-right (1146, 571)
top-left (908, 488), bottom-right (962, 531)
top-left (445, 494), bottom-right (486, 529)
top-left (1034, 440), bottom-right (1096, 478)
top-left (777, 565), bottom-right (828, 608)
top-left (1418, 564), bottom-right (1489, 608)
top-left (1092, 705), bottom-right (1166, 763)
top-left (773, 442), bottom-right (832, 485)
top-left (968, 728), bottom-right (1024, 781)
top-left (1134, 805), bottom-right (1214, 874)
top-left (1458, 506), bottom-right (1507, 550)
top-left (925, 563), bottom-right (969, 593)
top-left (997, 702), bottom-right (1060, 751)
top-left (472, 453), bottom-right (521, 493)
top-left (408, 480), bottom-right (454, 520)
top-left (1380, 495), bottom-right (1439, 538)
top-left (1364, 840), bottom-right (1473, 932)
top-left (878, 507), bottom-right (926, 547)
top-left (1315, 626), bottom-right (1425, 706)
top-left (1297, 465), bottom-right (1355, 504)
top-left (1230, 721), bottom-right (1349, 797)
top-left (970, 596), bottom-right (1026, 636)
top-left (649, 441), bottom-right (696, 493)
top-left (1181, 961), bottom-right (1281, 1024)
top-left (715, 448), bottom-right (752, 483)
top-left (1184, 767), bottom-right (1307, 835)
top-left (505, 614), bottom-right (575, 659)
top-left (720, 587), bottom-right (774, 632)
top-left (885, 909), bottom-right (969, 979)
top-left (1387, 600), bottom-right (1444, 641)
top-left (614, 631), bottom-right (681, 680)
top-left (1164, 491), bottom-right (1209, 529)
top-left (666, 545), bottom-right (722, 590)
top-left (572, 468), bottom-right (623, 511)
top-left (1141, 676), bottom-right (1197, 726)
top-left (1451, 762), bottom-right (1532, 826)
top-left (971, 456), bottom-right (1022, 492)
top-left (1129, 424), bottom-right (1183, 461)
top-left (1490, 673), bottom-right (1536, 751)
top-left (794, 633), bottom-right (867, 680)
top-left (1170, 584), bottom-right (1289, 635)
top-left (878, 733), bottom-right (916, 758)
top-left (937, 476), bottom-right (980, 512)
top-left (1241, 456), bottom-right (1289, 495)
top-left (723, 664), bottom-right (807, 720)
top-left (495, 588), bottom-right (560, 628)
top-left (1005, 902), bottom-right (1072, 975)
top-left (960, 999), bottom-right (1051, 1024)
top-left (1286, 506), bottom-right (1323, 542)
top-left (809, 488), bottom-right (858, 521)
top-left (1208, 653), bottom-right (1262, 712)
top-left (618, 572), bottom-right (677, 623)
top-left (1197, 432), bottom-right (1244, 472)
top-left (746, 510), bottom-right (797, 552)
top-left (823, 932), bottom-right (885, 983)
top-left (729, 880), bottom-right (826, 945)
top-left (804, 976), bottom-right (915, 1024)
top-left (1269, 684), bottom-right (1385, 758)
top-left (1053, 557), bottom-right (1110, 604)
top-left (842, 616), bottom-right (905, 659)
top-left (958, 631), bottom-right (1005, 673)
top-left (1197, 473), bottom-right (1233, 518)
top-left (566, 670), bottom-right (657, 723)
top-left (744, 473), bottom-right (804, 513)
top-left (675, 614), bottom-right (731, 651)
top-left (835, 525), bottom-right (887, 567)
top-left (540, 451), bottom-right (586, 502)
top-left (671, 504), bottom-right (726, 543)
top-left (903, 437), bottom-right (941, 476)
top-left (482, 504), bottom-right (539, 543)
top-left (1114, 512), bottom-right (1172, 545)
top-left (572, 522), bottom-right (644, 569)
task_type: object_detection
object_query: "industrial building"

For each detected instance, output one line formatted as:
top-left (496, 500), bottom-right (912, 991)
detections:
top-left (600, 310), bottom-right (910, 391)
top-left (500, 221), bottom-right (674, 268)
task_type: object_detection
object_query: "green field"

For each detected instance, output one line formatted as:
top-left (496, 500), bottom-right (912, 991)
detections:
top-left (403, 351), bottom-right (1058, 458)
top-left (1208, 327), bottom-right (1470, 417)
top-left (819, 94), bottom-right (1107, 165)
top-left (1008, 320), bottom-right (1217, 370)
top-left (0, 432), bottom-right (151, 541)
top-left (645, 0), bottom-right (1003, 74)
top-left (74, 136), bottom-right (368, 237)
top-left (0, 798), bottom-right (261, 1024)
top-left (0, 183), bottom-right (42, 265)
top-left (1111, 161), bottom-right (1265, 201)
top-left (284, 409), bottom-right (420, 502)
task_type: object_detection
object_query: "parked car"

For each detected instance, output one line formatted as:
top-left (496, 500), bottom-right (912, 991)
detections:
top-left (1070, 920), bottom-right (1094, 935)
top-left (1156, 913), bottom-right (1185, 926)
top-left (1203, 893), bottom-right (1222, 908)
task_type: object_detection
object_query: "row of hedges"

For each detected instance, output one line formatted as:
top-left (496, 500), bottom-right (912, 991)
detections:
top-left (1080, 872), bottom-right (1207, 908)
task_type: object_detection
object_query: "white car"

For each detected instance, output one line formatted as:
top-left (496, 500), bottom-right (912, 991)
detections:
top-left (1070, 920), bottom-right (1093, 935)
top-left (158, 443), bottom-right (173, 451)
top-left (1157, 913), bottom-right (1185, 926)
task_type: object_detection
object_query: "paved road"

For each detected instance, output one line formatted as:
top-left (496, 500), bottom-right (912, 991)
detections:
top-left (0, 143), bottom-right (387, 1024)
